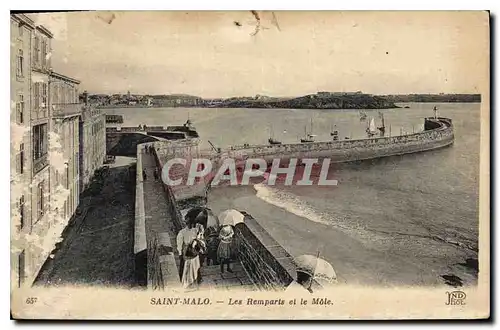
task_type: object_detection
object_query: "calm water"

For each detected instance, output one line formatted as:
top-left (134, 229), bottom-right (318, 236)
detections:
top-left (105, 103), bottom-right (481, 285)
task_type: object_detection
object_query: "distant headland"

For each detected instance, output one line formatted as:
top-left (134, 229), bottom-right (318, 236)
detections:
top-left (83, 91), bottom-right (481, 110)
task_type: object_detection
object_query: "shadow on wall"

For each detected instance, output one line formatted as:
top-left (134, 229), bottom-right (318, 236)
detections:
top-left (107, 133), bottom-right (160, 157)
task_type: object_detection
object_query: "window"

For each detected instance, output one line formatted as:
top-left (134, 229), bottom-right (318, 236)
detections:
top-left (37, 181), bottom-right (45, 219)
top-left (76, 152), bottom-right (79, 174)
top-left (18, 143), bottom-right (24, 174)
top-left (33, 123), bottom-right (48, 160)
top-left (18, 195), bottom-right (25, 229)
top-left (16, 94), bottom-right (24, 124)
top-left (41, 39), bottom-right (47, 67)
top-left (41, 83), bottom-right (47, 108)
top-left (33, 82), bottom-right (40, 109)
top-left (33, 35), bottom-right (40, 66)
top-left (18, 250), bottom-right (25, 288)
top-left (18, 24), bottom-right (23, 37)
top-left (16, 49), bottom-right (23, 77)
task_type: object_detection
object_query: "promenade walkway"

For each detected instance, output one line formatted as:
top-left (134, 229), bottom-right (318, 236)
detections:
top-left (141, 149), bottom-right (256, 291)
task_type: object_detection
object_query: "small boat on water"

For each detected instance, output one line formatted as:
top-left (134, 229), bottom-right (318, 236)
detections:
top-left (268, 125), bottom-right (282, 145)
top-left (330, 124), bottom-right (339, 141)
top-left (366, 117), bottom-right (377, 137)
top-left (300, 119), bottom-right (316, 143)
top-left (404, 105), bottom-right (411, 109)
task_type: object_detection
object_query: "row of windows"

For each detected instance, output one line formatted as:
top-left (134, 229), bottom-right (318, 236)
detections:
top-left (17, 179), bottom-right (47, 227)
top-left (15, 27), bottom-right (51, 78)
top-left (51, 84), bottom-right (79, 104)
top-left (91, 120), bottom-right (104, 136)
top-left (33, 82), bottom-right (48, 110)
top-left (33, 34), bottom-right (50, 69)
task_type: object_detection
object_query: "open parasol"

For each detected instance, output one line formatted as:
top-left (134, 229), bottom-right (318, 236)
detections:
top-left (293, 254), bottom-right (337, 284)
top-left (218, 209), bottom-right (245, 226)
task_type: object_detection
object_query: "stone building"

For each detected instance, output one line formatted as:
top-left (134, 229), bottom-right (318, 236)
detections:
top-left (49, 72), bottom-right (81, 228)
top-left (11, 14), bottom-right (34, 289)
top-left (79, 93), bottom-right (106, 192)
top-left (11, 14), bottom-right (106, 288)
top-left (11, 14), bottom-right (56, 287)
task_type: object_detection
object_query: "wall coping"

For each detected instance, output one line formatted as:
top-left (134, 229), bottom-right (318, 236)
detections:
top-left (134, 147), bottom-right (147, 254)
top-left (239, 214), bottom-right (297, 282)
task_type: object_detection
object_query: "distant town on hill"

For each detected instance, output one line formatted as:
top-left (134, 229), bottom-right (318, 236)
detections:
top-left (81, 91), bottom-right (481, 109)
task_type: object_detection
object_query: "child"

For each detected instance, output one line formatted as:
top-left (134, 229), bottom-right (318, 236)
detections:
top-left (217, 225), bottom-right (234, 273)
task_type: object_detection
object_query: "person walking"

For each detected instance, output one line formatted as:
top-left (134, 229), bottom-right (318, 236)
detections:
top-left (142, 169), bottom-right (147, 181)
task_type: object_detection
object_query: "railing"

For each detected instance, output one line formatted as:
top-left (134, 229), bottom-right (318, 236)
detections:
top-left (52, 103), bottom-right (82, 118)
top-left (33, 154), bottom-right (48, 174)
top-left (31, 108), bottom-right (49, 121)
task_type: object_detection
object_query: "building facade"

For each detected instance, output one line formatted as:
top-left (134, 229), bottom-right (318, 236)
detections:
top-left (79, 97), bottom-right (106, 192)
top-left (49, 72), bottom-right (81, 228)
top-left (11, 14), bottom-right (106, 288)
top-left (11, 14), bottom-right (34, 289)
top-left (11, 14), bottom-right (55, 287)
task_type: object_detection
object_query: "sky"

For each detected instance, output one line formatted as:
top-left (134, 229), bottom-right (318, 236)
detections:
top-left (30, 11), bottom-right (489, 98)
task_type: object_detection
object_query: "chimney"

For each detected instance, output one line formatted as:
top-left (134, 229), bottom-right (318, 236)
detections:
top-left (82, 90), bottom-right (89, 105)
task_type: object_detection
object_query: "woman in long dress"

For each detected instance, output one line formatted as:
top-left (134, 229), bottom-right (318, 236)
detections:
top-left (181, 228), bottom-right (206, 289)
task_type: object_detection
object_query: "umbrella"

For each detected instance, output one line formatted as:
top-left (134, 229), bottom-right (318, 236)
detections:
top-left (293, 254), bottom-right (337, 284)
top-left (218, 209), bottom-right (245, 226)
top-left (184, 207), bottom-right (205, 224)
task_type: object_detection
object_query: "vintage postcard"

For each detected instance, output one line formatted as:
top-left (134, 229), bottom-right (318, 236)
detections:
top-left (10, 10), bottom-right (490, 320)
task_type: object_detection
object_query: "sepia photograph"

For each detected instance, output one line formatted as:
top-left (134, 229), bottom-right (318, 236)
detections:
top-left (9, 10), bottom-right (490, 320)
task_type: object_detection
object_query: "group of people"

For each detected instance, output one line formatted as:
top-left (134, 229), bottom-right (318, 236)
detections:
top-left (176, 207), bottom-right (236, 289)
top-left (142, 168), bottom-right (159, 181)
top-left (142, 144), bottom-right (160, 182)
top-left (144, 144), bottom-right (155, 154)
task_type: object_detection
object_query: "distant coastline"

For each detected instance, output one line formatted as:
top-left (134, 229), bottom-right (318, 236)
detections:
top-left (92, 92), bottom-right (481, 110)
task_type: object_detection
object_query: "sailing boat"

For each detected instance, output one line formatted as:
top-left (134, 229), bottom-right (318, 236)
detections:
top-left (366, 117), bottom-right (377, 137)
top-left (377, 112), bottom-right (386, 135)
top-left (359, 111), bottom-right (367, 121)
top-left (268, 125), bottom-right (282, 145)
top-left (330, 123), bottom-right (339, 141)
top-left (300, 119), bottom-right (316, 143)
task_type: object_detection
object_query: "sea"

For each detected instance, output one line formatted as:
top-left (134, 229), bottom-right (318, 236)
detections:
top-left (103, 103), bottom-right (482, 287)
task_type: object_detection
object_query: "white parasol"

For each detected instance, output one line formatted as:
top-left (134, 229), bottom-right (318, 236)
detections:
top-left (293, 254), bottom-right (337, 284)
top-left (218, 209), bottom-right (245, 226)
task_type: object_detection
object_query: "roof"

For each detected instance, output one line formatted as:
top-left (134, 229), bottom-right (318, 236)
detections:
top-left (35, 25), bottom-right (53, 38)
top-left (11, 14), bottom-right (35, 29)
top-left (50, 71), bottom-right (81, 84)
top-left (11, 13), bottom-right (54, 38)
